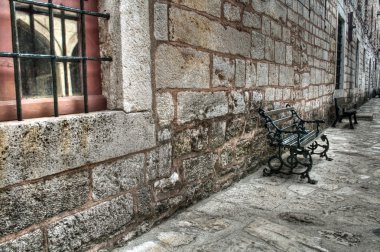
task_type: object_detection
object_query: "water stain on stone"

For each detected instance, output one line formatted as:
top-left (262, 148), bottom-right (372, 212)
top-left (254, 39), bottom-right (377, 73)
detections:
top-left (318, 230), bottom-right (361, 246)
top-left (279, 212), bottom-right (325, 226)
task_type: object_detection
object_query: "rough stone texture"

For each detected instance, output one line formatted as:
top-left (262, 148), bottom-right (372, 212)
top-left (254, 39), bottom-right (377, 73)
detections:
top-left (271, 21), bottom-right (282, 40)
top-left (156, 44), bottom-right (210, 89)
top-left (229, 91), bottom-right (246, 114)
top-left (0, 171), bottom-right (89, 236)
top-left (147, 144), bottom-right (173, 181)
top-left (275, 41), bottom-right (286, 64)
top-left (158, 128), bottom-right (172, 142)
top-left (279, 66), bottom-right (294, 86)
top-left (235, 59), bottom-right (246, 87)
top-left (154, 3), bottom-right (168, 40)
top-left (251, 31), bottom-right (265, 59)
top-left (246, 61), bottom-right (257, 87)
top-left (156, 92), bottom-right (175, 126)
top-left (0, 230), bottom-right (44, 252)
top-left (120, 0), bottom-right (152, 111)
top-left (98, 0), bottom-right (123, 109)
top-left (115, 99), bottom-right (380, 252)
top-left (242, 11), bottom-right (261, 29)
top-left (212, 56), bottom-right (235, 87)
top-left (257, 63), bottom-right (269, 86)
top-left (265, 37), bottom-right (274, 61)
top-left (286, 45), bottom-right (293, 65)
top-left (226, 117), bottom-right (245, 140)
top-left (171, 0), bottom-right (222, 17)
top-left (169, 7), bottom-right (251, 57)
top-left (0, 111), bottom-right (155, 188)
top-left (183, 153), bottom-right (217, 182)
top-left (173, 126), bottom-right (209, 157)
top-left (99, 0), bottom-right (152, 112)
top-left (157, 231), bottom-right (195, 247)
top-left (48, 194), bottom-right (133, 252)
top-left (177, 92), bottom-right (229, 123)
top-left (92, 154), bottom-right (145, 200)
top-left (223, 2), bottom-right (241, 22)
top-left (269, 64), bottom-right (279, 86)
top-left (209, 121), bottom-right (226, 148)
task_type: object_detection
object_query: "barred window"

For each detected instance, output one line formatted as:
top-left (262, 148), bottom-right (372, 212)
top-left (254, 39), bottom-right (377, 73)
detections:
top-left (0, 0), bottom-right (111, 121)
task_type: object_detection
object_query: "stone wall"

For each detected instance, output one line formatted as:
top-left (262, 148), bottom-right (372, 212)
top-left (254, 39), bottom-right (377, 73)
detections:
top-left (336, 0), bottom-right (380, 102)
top-left (1, 0), bottom-right (378, 251)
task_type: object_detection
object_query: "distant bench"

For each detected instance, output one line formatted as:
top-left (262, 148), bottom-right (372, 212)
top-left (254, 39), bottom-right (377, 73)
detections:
top-left (332, 97), bottom-right (358, 129)
top-left (258, 105), bottom-right (332, 184)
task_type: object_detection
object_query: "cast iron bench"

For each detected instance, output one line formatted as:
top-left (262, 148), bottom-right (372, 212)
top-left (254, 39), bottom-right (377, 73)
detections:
top-left (258, 105), bottom-right (332, 184)
top-left (332, 97), bottom-right (358, 129)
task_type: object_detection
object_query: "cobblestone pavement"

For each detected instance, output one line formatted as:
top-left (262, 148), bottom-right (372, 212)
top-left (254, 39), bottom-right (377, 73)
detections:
top-left (114, 99), bottom-right (380, 252)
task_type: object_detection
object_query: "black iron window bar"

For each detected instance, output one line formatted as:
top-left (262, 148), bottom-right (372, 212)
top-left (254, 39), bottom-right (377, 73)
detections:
top-left (0, 0), bottom-right (111, 121)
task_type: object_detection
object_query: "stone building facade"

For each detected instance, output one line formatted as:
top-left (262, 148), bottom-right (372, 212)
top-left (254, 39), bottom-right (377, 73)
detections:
top-left (0, 0), bottom-right (379, 251)
top-left (335, 0), bottom-right (380, 101)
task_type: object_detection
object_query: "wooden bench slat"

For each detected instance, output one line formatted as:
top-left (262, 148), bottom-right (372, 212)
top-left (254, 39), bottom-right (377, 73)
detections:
top-left (282, 130), bottom-right (319, 147)
top-left (273, 115), bottom-right (293, 125)
top-left (265, 107), bottom-right (294, 116)
top-left (281, 124), bottom-right (296, 131)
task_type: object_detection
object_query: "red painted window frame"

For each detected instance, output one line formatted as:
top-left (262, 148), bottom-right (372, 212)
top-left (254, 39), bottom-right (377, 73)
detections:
top-left (0, 0), bottom-right (106, 121)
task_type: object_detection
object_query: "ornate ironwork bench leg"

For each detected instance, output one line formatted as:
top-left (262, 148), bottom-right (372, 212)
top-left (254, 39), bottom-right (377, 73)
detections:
top-left (308, 135), bottom-right (333, 161)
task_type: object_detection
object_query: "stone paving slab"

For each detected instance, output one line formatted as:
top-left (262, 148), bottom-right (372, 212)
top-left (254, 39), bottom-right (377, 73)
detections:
top-left (113, 99), bottom-right (380, 252)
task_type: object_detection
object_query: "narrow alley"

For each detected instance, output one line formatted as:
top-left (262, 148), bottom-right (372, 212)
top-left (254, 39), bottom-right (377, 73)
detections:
top-left (115, 99), bottom-right (380, 252)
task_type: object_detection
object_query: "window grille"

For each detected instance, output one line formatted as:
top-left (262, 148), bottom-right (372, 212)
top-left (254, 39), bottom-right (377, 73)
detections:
top-left (0, 0), bottom-right (111, 121)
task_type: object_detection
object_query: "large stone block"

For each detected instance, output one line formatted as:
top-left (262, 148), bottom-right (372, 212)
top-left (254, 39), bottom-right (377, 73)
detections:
top-left (265, 37), bottom-right (274, 61)
top-left (271, 21), bottom-right (282, 40)
top-left (226, 117), bottom-right (245, 140)
top-left (0, 171), bottom-right (89, 236)
top-left (269, 64), bottom-right (279, 86)
top-left (212, 56), bottom-right (235, 87)
top-left (257, 63), bottom-right (269, 86)
top-left (275, 41), bottom-right (286, 64)
top-left (235, 59), bottom-right (246, 87)
top-left (279, 66), bottom-right (294, 86)
top-left (229, 91), bottom-right (246, 114)
top-left (48, 194), bottom-right (133, 252)
top-left (246, 61), bottom-right (257, 87)
top-left (286, 45), bottom-right (293, 65)
top-left (92, 154), bottom-right (145, 200)
top-left (156, 92), bottom-right (175, 126)
top-left (169, 8), bottom-right (251, 57)
top-left (251, 31), bottom-right (265, 59)
top-left (209, 121), bottom-right (226, 148)
top-left (224, 2), bottom-right (241, 22)
top-left (183, 153), bottom-right (217, 182)
top-left (177, 92), bottom-right (229, 123)
top-left (264, 0), bottom-right (287, 22)
top-left (242, 11), bottom-right (261, 29)
top-left (171, 0), bottom-right (222, 17)
top-left (156, 44), bottom-right (210, 89)
top-left (0, 111), bottom-right (155, 188)
top-left (0, 230), bottom-right (44, 252)
top-left (147, 143), bottom-right (173, 181)
top-left (154, 3), bottom-right (168, 40)
top-left (120, 0), bottom-right (152, 112)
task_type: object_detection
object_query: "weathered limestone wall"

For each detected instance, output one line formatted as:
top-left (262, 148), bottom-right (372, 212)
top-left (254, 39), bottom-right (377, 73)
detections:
top-left (0, 0), bottom-right (359, 251)
top-left (336, 0), bottom-right (380, 103)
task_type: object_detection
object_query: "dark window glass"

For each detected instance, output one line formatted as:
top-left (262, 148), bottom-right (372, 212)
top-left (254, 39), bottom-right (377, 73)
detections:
top-left (16, 3), bottom-right (81, 98)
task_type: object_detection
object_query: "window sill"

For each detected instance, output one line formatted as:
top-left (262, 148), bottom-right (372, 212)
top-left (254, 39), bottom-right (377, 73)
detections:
top-left (0, 95), bottom-right (106, 121)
